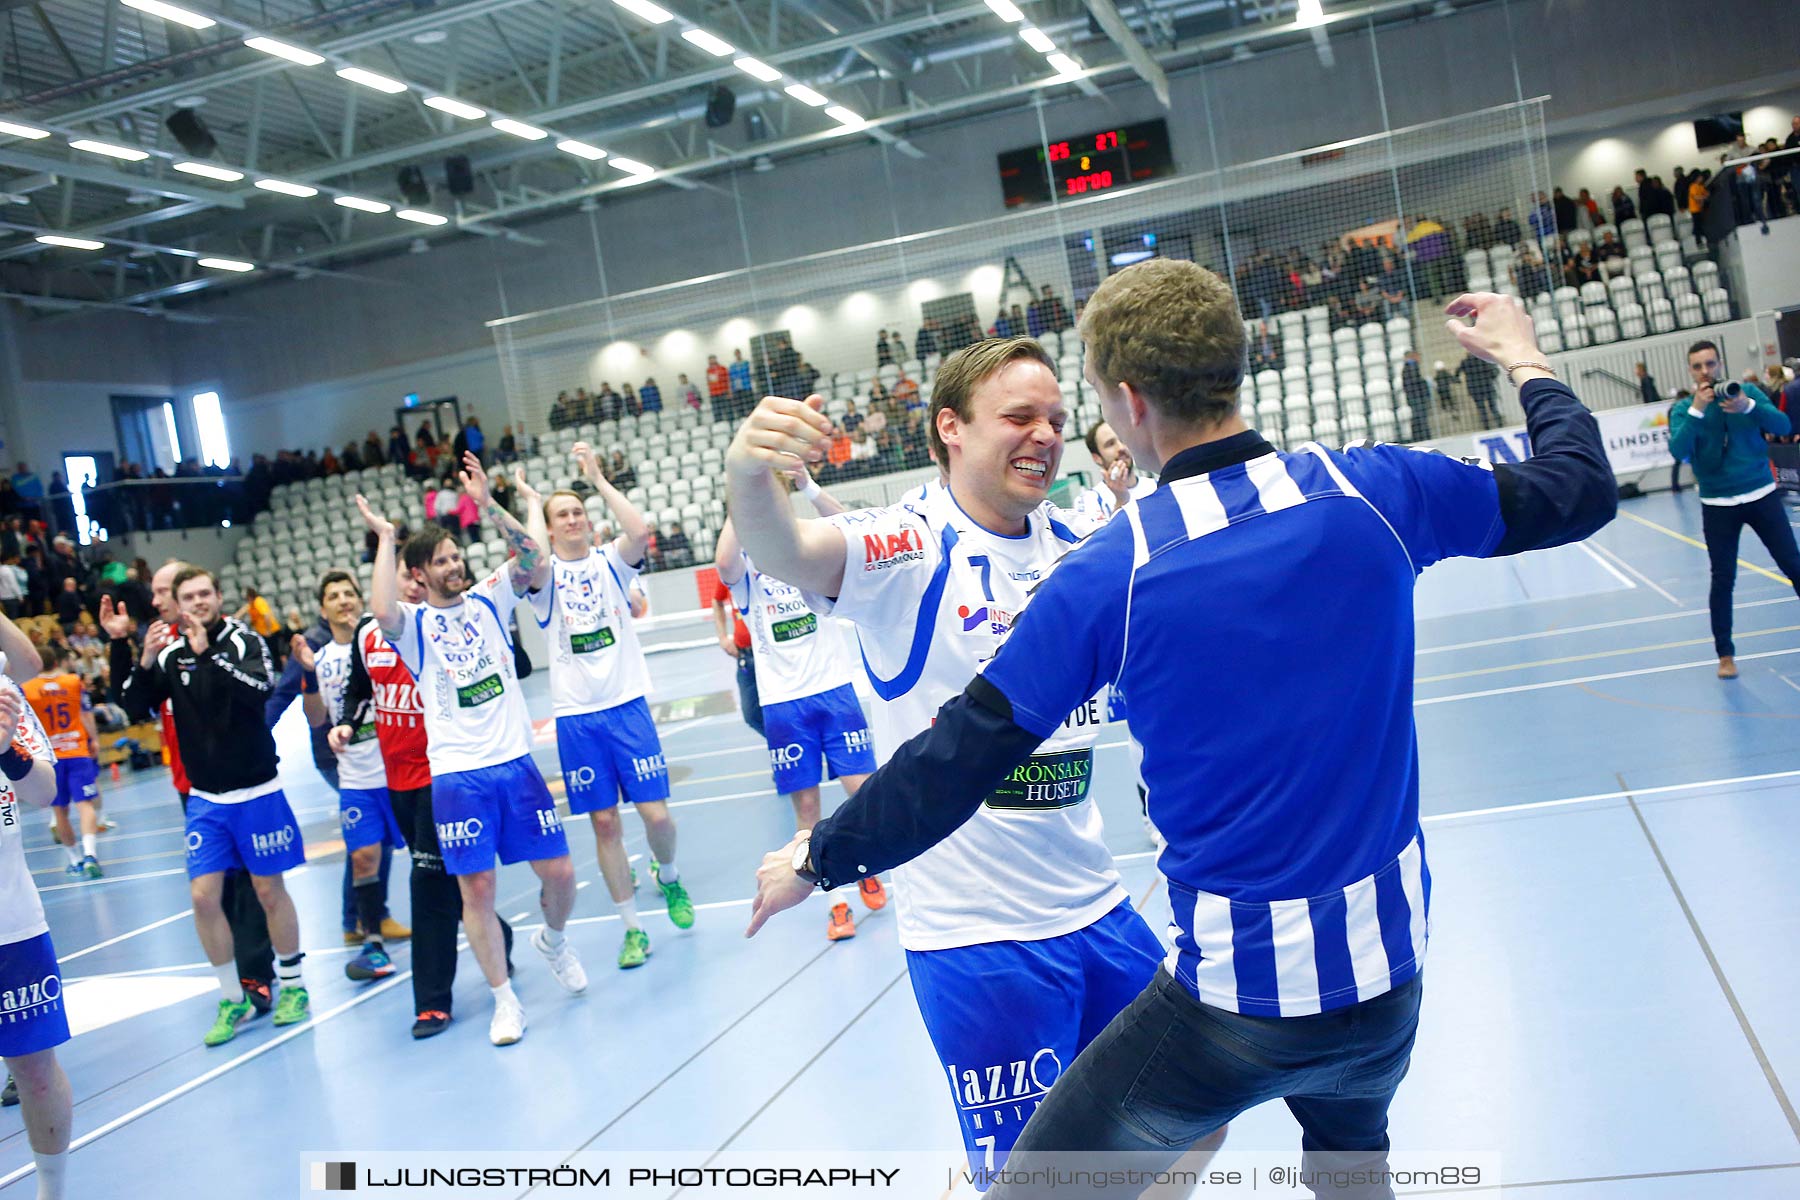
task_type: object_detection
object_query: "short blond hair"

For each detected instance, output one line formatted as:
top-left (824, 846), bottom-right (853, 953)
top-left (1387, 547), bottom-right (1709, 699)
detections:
top-left (926, 337), bottom-right (1057, 468)
top-left (1078, 259), bottom-right (1245, 428)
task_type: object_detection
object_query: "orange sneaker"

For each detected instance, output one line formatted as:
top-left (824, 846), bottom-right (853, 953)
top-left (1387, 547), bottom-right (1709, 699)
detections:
top-left (827, 901), bottom-right (856, 941)
top-left (857, 876), bottom-right (888, 911)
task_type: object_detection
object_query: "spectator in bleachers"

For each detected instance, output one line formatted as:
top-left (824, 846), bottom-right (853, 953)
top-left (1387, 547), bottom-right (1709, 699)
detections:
top-left (729, 349), bottom-right (753, 415)
top-left (571, 386), bottom-right (593, 422)
top-left (10, 464), bottom-right (42, 519)
top-left (915, 319), bottom-right (940, 358)
top-left (341, 442), bottom-right (364, 473)
top-left (1378, 251), bottom-right (1409, 316)
top-left (490, 469), bottom-right (516, 518)
top-left (1463, 211), bottom-right (1493, 251)
top-left (496, 425), bottom-right (518, 463)
top-left (1036, 284), bottom-right (1072, 331)
top-left (1493, 206), bottom-right (1522, 248)
top-left (1457, 352), bottom-right (1504, 428)
top-left (888, 331), bottom-right (906, 364)
top-left (993, 308), bottom-right (1015, 337)
top-left (1688, 170), bottom-right (1712, 244)
top-left (55, 577), bottom-right (83, 636)
top-left (598, 382), bottom-right (623, 423)
top-left (677, 374), bottom-right (702, 411)
top-left (1401, 350), bottom-right (1433, 442)
top-left (893, 371), bottom-right (920, 412)
top-left (1433, 361), bottom-right (1459, 419)
top-left (1528, 192), bottom-right (1554, 241)
top-left (387, 425), bottom-right (410, 467)
top-left (706, 356), bottom-right (730, 419)
top-left (875, 329), bottom-right (894, 367)
top-left (1596, 229), bottom-right (1628, 276)
top-left (1575, 188), bottom-right (1604, 230)
top-left (1635, 363), bottom-right (1660, 407)
top-left (464, 417), bottom-right (486, 463)
top-left (456, 485), bottom-right (481, 546)
top-left (1571, 244), bottom-right (1602, 285)
top-left (641, 377), bottom-right (663, 413)
top-left (608, 452), bottom-right (637, 492)
top-left (1639, 168), bottom-right (1659, 219)
top-left (1609, 186), bottom-right (1635, 224)
top-left (662, 523), bottom-right (693, 570)
top-left (840, 399), bottom-right (864, 436)
top-left (362, 431), bottom-right (386, 467)
top-left (797, 359), bottom-right (821, 396)
top-left (1351, 276), bottom-right (1380, 323)
top-left (1513, 246), bottom-right (1549, 298)
top-left (622, 383), bottom-right (641, 417)
top-left (1785, 119), bottom-right (1800, 215)
top-left (867, 379), bottom-right (890, 413)
top-left (1552, 187), bottom-right (1578, 234)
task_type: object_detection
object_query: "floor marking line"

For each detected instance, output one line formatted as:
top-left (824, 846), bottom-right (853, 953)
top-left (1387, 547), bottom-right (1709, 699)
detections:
top-left (1414, 625), bottom-right (1800, 684)
top-left (1416, 597), bottom-right (1791, 656)
top-left (1574, 538), bottom-right (1638, 593)
top-left (37, 866), bottom-right (190, 893)
top-left (1422, 767), bottom-right (1800, 825)
top-left (1618, 508), bottom-right (1794, 585)
top-left (1619, 772), bottom-right (1800, 1144)
top-left (0, 971), bottom-right (413, 1192)
top-left (1584, 537), bottom-right (1681, 606)
top-left (57, 910), bottom-right (192, 965)
top-left (1414, 646), bottom-right (1800, 705)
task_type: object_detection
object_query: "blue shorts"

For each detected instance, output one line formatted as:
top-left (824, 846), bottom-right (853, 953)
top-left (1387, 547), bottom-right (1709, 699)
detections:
top-left (339, 786), bottom-right (406, 853)
top-left (433, 756), bottom-right (569, 875)
top-left (0, 934), bottom-right (70, 1058)
top-left (761, 684), bottom-right (876, 795)
top-left (51, 757), bottom-right (98, 808)
top-left (557, 698), bottom-right (669, 813)
top-left (905, 902), bottom-right (1162, 1184)
top-left (185, 789), bottom-right (307, 879)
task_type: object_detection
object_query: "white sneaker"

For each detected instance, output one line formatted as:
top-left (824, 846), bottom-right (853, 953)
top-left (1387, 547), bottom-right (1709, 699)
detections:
top-left (489, 994), bottom-right (526, 1046)
top-left (532, 928), bottom-right (588, 995)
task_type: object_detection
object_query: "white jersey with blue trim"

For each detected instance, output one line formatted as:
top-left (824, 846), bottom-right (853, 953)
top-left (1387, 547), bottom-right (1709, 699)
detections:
top-left (731, 551), bottom-right (855, 708)
top-left (806, 484), bottom-right (1124, 951)
top-left (1073, 474), bottom-right (1157, 524)
top-left (526, 544), bottom-right (651, 718)
top-left (0, 678), bottom-right (52, 945)
top-left (314, 632), bottom-right (385, 790)
top-left (392, 570), bottom-right (533, 776)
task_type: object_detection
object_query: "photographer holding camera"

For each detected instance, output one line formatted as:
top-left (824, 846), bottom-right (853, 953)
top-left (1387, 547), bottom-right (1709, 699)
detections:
top-left (1668, 339), bottom-right (1800, 679)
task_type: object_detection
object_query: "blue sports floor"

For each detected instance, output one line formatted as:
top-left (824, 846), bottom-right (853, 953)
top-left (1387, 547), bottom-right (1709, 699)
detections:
top-left (4, 489), bottom-right (1799, 1197)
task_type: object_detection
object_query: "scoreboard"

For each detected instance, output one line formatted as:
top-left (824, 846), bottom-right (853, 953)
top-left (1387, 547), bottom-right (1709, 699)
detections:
top-left (997, 119), bottom-right (1174, 208)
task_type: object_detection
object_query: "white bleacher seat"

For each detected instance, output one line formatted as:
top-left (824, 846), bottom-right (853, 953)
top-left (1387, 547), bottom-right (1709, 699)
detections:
top-left (1653, 240), bottom-right (1683, 274)
top-left (1645, 213), bottom-right (1673, 240)
top-left (1702, 287), bottom-right (1731, 323)
top-left (1617, 302), bottom-right (1647, 340)
top-left (1628, 247), bottom-right (1655, 277)
top-left (1280, 367), bottom-right (1306, 391)
top-left (1538, 325), bottom-right (1564, 353)
top-left (1369, 408), bottom-right (1399, 443)
top-left (1606, 275), bottom-right (1636, 309)
top-left (1620, 218), bottom-right (1647, 250)
top-left (1587, 308), bottom-right (1618, 344)
top-left (1662, 265), bottom-right (1691, 298)
top-left (1561, 310), bottom-right (1589, 348)
top-left (1579, 281), bottom-right (1609, 308)
top-left (1332, 327), bottom-right (1358, 350)
top-left (1647, 297), bottom-right (1676, 334)
top-left (1566, 229), bottom-right (1591, 251)
top-left (1312, 416), bottom-right (1340, 444)
top-left (1255, 399), bottom-right (1283, 425)
top-left (1463, 248), bottom-right (1489, 279)
top-left (1284, 422), bottom-right (1312, 447)
top-left (1634, 271), bottom-right (1664, 305)
top-left (1693, 260), bottom-right (1720, 293)
top-left (1467, 275), bottom-right (1493, 294)
top-left (1675, 293), bottom-right (1704, 328)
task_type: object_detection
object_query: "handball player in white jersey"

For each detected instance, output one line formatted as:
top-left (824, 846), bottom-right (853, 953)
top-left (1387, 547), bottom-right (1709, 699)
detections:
top-left (360, 454), bottom-right (587, 1047)
top-left (729, 338), bottom-right (1157, 1182)
top-left (518, 446), bottom-right (695, 972)
top-left (715, 465), bottom-right (886, 941)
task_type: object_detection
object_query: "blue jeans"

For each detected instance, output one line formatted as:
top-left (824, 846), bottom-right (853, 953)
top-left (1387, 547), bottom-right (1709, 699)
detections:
top-left (990, 969), bottom-right (1424, 1200)
top-left (1701, 491), bottom-right (1800, 657)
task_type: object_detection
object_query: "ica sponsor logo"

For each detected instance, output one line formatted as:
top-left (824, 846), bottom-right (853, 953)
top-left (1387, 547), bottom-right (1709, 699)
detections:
top-left (861, 529), bottom-right (926, 572)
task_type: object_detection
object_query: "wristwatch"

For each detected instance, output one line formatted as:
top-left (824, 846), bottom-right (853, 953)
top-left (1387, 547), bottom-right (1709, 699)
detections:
top-left (791, 832), bottom-right (821, 886)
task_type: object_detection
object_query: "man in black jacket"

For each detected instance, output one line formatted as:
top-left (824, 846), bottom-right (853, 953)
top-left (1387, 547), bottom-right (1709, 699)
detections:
top-left (1458, 352), bottom-right (1505, 428)
top-left (118, 566), bottom-right (312, 1047)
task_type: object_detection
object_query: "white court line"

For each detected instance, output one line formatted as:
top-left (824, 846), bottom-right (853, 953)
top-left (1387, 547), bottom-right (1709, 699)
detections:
top-left (1423, 767), bottom-right (1800, 825)
top-left (57, 910), bottom-right (192, 965)
top-left (23, 801), bottom-right (341, 859)
top-left (1414, 646), bottom-right (1800, 705)
top-left (37, 866), bottom-right (190, 894)
top-left (1414, 596), bottom-right (1792, 656)
top-left (1575, 539), bottom-right (1639, 594)
top-left (1586, 538), bottom-right (1681, 606)
top-left (0, 970), bottom-right (413, 1193)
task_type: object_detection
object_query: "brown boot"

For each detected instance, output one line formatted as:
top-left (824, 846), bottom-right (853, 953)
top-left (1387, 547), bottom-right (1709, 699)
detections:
top-left (1718, 656), bottom-right (1738, 679)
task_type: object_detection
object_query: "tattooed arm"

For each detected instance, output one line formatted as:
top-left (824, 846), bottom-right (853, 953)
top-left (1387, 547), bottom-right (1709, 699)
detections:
top-left (460, 451), bottom-right (549, 596)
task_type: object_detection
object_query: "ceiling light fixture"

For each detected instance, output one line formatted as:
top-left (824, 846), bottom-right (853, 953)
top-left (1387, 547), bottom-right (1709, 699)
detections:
top-left (333, 195), bottom-right (392, 213)
top-left (197, 257), bottom-right (255, 272)
top-left (69, 139), bottom-right (149, 161)
top-left (36, 234), bottom-right (105, 250)
top-left (680, 29), bottom-right (735, 57)
top-left (783, 84), bottom-right (829, 107)
top-left (242, 36), bottom-right (325, 66)
top-left (612, 0), bottom-right (673, 23)
top-left (491, 118), bottom-right (549, 140)
top-left (254, 178), bottom-right (318, 197)
top-left (733, 57), bottom-right (782, 83)
top-left (609, 157), bottom-right (655, 176)
top-left (423, 96), bottom-right (486, 120)
top-left (335, 66), bottom-right (408, 94)
top-left (984, 0), bottom-right (1025, 22)
top-left (0, 120), bottom-right (51, 140)
top-left (120, 0), bottom-right (215, 30)
top-left (556, 139), bottom-right (608, 160)
top-left (395, 210), bottom-right (448, 225)
top-left (825, 106), bottom-right (866, 128)
top-left (1019, 27), bottom-right (1054, 53)
top-left (173, 161), bottom-right (244, 181)
top-left (1045, 52), bottom-right (1083, 76)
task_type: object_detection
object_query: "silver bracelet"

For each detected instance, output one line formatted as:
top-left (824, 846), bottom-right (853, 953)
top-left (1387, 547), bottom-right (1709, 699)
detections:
top-left (1504, 361), bottom-right (1555, 385)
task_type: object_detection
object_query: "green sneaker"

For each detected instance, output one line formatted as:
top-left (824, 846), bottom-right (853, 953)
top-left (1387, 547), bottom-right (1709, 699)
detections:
top-left (271, 985), bottom-right (311, 1027)
top-left (617, 927), bottom-right (651, 969)
top-left (203, 997), bottom-right (253, 1047)
top-left (652, 862), bottom-right (695, 929)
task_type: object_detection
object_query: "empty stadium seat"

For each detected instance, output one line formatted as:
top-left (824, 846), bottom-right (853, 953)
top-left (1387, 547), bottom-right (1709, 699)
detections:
top-left (1702, 287), bottom-right (1731, 323)
top-left (1647, 298), bottom-right (1676, 334)
top-left (1617, 302), bottom-right (1648, 340)
top-left (1675, 293), bottom-right (1704, 328)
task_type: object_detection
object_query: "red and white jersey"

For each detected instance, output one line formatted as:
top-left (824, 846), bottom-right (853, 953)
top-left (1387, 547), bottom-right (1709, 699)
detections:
top-left (357, 616), bottom-right (430, 792)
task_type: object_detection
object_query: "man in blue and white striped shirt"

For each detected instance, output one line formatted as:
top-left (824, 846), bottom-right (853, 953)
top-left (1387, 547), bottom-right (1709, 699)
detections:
top-left (747, 262), bottom-right (1615, 1197)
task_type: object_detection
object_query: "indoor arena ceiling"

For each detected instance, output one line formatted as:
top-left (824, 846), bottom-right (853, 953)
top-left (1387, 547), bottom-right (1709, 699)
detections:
top-left (0, 0), bottom-right (1486, 318)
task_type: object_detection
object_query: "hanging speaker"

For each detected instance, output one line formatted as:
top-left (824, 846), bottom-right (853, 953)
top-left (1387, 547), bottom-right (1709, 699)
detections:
top-left (164, 109), bottom-right (216, 158)
top-left (396, 165), bottom-right (430, 207)
top-left (704, 85), bottom-right (736, 129)
top-left (444, 155), bottom-right (475, 197)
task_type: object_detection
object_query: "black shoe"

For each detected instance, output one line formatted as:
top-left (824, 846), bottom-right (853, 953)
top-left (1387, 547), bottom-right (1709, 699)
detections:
top-left (242, 978), bottom-right (274, 1017)
top-left (1, 1075), bottom-right (16, 1107)
top-left (412, 1010), bottom-right (451, 1039)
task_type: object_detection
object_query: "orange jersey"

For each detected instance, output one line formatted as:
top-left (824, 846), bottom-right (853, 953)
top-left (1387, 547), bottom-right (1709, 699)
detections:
top-left (22, 673), bottom-right (92, 759)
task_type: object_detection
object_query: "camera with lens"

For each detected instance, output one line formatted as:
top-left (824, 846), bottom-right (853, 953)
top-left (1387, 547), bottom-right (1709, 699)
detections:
top-left (1717, 380), bottom-right (1744, 399)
